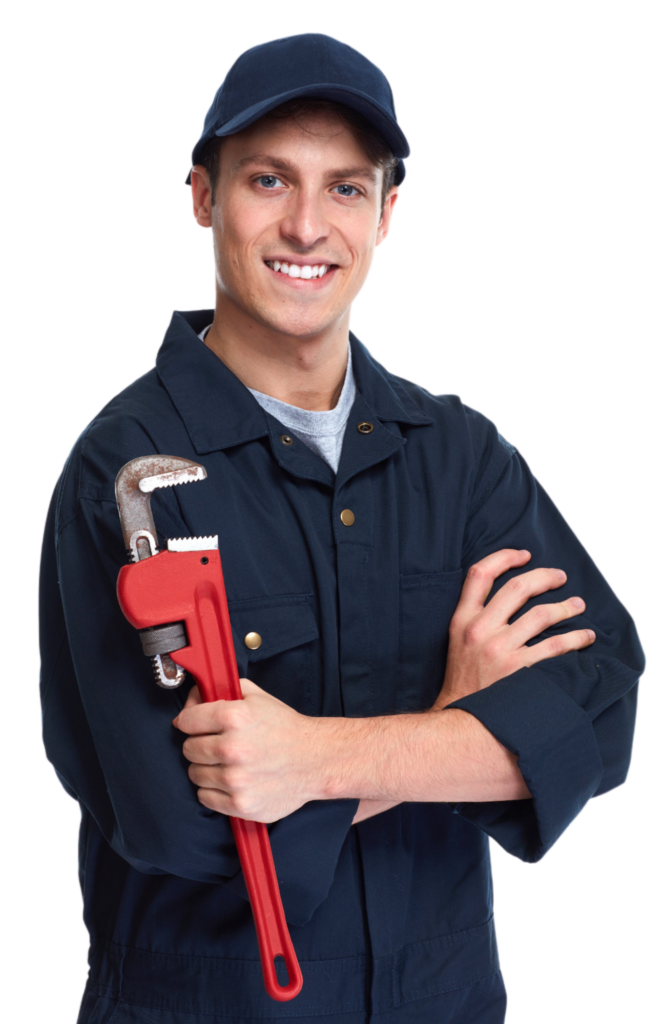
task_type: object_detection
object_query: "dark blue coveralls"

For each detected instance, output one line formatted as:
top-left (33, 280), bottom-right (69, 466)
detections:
top-left (40, 310), bottom-right (644, 1023)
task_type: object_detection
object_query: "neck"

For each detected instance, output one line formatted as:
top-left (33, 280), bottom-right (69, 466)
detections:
top-left (204, 317), bottom-right (350, 409)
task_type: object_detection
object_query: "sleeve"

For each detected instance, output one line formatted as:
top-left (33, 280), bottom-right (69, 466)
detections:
top-left (447, 425), bottom-right (644, 862)
top-left (39, 448), bottom-right (358, 927)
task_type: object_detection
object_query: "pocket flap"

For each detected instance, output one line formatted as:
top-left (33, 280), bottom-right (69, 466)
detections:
top-left (228, 593), bottom-right (319, 661)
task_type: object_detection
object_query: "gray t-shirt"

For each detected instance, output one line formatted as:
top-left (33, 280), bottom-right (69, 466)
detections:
top-left (198, 326), bottom-right (356, 473)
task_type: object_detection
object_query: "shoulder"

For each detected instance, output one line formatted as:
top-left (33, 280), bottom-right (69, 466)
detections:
top-left (390, 366), bottom-right (515, 458)
top-left (381, 368), bottom-right (520, 512)
top-left (53, 368), bottom-right (175, 534)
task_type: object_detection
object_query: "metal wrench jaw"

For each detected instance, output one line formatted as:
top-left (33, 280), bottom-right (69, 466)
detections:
top-left (115, 456), bottom-right (207, 560)
top-left (115, 456), bottom-right (208, 689)
top-left (151, 650), bottom-right (186, 690)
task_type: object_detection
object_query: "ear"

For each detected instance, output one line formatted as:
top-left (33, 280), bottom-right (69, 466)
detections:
top-left (379, 186), bottom-right (399, 247)
top-left (191, 165), bottom-right (213, 227)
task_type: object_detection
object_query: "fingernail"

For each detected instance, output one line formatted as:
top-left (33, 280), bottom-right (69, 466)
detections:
top-left (570, 597), bottom-right (584, 609)
top-left (556, 569), bottom-right (566, 580)
top-left (587, 630), bottom-right (596, 641)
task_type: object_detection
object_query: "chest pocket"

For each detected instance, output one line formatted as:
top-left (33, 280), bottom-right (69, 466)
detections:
top-left (228, 593), bottom-right (319, 715)
top-left (397, 569), bottom-right (464, 712)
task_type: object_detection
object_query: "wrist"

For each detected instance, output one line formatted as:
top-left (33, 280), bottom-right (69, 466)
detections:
top-left (433, 692), bottom-right (463, 710)
top-left (310, 715), bottom-right (383, 801)
top-left (309, 715), bottom-right (356, 800)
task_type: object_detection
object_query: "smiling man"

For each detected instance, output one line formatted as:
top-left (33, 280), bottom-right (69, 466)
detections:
top-left (191, 98), bottom-right (398, 418)
top-left (40, 33), bottom-right (643, 1024)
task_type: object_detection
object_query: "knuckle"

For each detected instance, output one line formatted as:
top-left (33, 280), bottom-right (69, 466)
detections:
top-left (230, 793), bottom-right (252, 817)
top-left (483, 637), bottom-right (504, 662)
top-left (505, 575), bottom-right (526, 596)
top-left (466, 563), bottom-right (488, 583)
top-left (547, 634), bottom-right (566, 656)
top-left (531, 603), bottom-right (551, 626)
top-left (199, 788), bottom-right (220, 811)
top-left (464, 620), bottom-right (484, 647)
top-left (224, 741), bottom-right (247, 766)
top-left (223, 766), bottom-right (246, 793)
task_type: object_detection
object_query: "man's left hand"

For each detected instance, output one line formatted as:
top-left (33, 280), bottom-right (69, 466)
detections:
top-left (173, 680), bottom-right (323, 823)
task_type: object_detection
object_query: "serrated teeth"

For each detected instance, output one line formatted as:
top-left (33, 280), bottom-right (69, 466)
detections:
top-left (152, 653), bottom-right (186, 689)
top-left (139, 467), bottom-right (207, 494)
top-left (167, 535), bottom-right (219, 552)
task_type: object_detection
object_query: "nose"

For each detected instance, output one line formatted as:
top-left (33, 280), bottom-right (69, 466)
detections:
top-left (280, 186), bottom-right (329, 251)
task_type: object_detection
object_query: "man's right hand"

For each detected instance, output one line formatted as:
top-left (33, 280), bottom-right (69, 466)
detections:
top-left (434, 548), bottom-right (596, 710)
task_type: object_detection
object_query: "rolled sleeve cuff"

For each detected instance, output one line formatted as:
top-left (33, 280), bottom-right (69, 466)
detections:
top-left (447, 667), bottom-right (604, 861)
top-left (224, 798), bottom-right (359, 926)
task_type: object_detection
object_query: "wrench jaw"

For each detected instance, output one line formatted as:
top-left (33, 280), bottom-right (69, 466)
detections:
top-left (129, 530), bottom-right (159, 563)
top-left (153, 652), bottom-right (186, 690)
top-left (115, 456), bottom-right (209, 690)
top-left (115, 456), bottom-right (207, 560)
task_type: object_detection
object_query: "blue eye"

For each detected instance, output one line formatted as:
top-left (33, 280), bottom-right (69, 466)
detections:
top-left (258, 176), bottom-right (362, 195)
top-left (257, 175), bottom-right (282, 189)
top-left (333, 184), bottom-right (360, 197)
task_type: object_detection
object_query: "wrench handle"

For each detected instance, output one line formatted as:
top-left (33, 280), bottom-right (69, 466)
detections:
top-left (116, 549), bottom-right (303, 1002)
top-left (230, 817), bottom-right (303, 1000)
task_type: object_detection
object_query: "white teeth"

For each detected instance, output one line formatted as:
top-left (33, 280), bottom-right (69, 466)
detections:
top-left (267, 261), bottom-right (330, 278)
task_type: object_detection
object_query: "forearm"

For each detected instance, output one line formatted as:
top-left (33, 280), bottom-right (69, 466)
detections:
top-left (316, 707), bottom-right (531, 804)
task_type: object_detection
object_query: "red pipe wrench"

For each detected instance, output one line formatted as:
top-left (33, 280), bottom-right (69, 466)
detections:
top-left (114, 455), bottom-right (303, 1002)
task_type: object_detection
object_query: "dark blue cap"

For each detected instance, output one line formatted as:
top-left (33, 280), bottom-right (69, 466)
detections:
top-left (187, 34), bottom-right (409, 186)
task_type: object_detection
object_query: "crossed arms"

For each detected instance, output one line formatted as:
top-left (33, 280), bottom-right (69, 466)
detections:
top-left (175, 548), bottom-right (597, 824)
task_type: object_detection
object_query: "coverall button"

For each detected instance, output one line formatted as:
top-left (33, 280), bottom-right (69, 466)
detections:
top-left (357, 421), bottom-right (374, 433)
top-left (340, 509), bottom-right (356, 526)
top-left (244, 631), bottom-right (262, 650)
top-left (281, 434), bottom-right (294, 445)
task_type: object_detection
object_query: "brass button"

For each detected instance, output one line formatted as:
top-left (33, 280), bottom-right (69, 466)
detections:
top-left (281, 434), bottom-right (293, 446)
top-left (244, 631), bottom-right (262, 650)
top-left (340, 509), bottom-right (355, 526)
top-left (357, 421), bottom-right (374, 434)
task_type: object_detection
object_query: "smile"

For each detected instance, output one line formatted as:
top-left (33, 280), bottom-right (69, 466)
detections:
top-left (262, 262), bottom-right (338, 290)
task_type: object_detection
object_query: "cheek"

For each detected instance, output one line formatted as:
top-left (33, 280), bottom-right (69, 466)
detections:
top-left (355, 245), bottom-right (375, 277)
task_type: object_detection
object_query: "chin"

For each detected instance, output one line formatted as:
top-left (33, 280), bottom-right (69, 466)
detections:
top-left (253, 300), bottom-right (342, 340)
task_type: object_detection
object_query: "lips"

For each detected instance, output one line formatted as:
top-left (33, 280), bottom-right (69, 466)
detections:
top-left (262, 262), bottom-right (340, 290)
top-left (264, 260), bottom-right (332, 279)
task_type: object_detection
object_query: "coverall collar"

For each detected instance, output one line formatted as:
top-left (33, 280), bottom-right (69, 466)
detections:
top-left (156, 310), bottom-right (433, 459)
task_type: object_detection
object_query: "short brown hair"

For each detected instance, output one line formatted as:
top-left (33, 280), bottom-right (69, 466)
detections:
top-left (197, 98), bottom-right (399, 211)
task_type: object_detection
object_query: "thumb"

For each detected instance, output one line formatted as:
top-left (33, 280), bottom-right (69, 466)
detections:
top-left (184, 683), bottom-right (203, 708)
top-left (238, 677), bottom-right (262, 697)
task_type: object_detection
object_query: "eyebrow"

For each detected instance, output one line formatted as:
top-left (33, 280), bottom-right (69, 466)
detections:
top-left (233, 153), bottom-right (379, 182)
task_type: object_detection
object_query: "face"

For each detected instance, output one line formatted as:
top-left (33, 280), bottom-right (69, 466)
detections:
top-left (191, 110), bottom-right (398, 339)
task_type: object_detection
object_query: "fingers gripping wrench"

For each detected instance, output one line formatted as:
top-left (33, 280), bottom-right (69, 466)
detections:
top-left (114, 456), bottom-right (303, 1002)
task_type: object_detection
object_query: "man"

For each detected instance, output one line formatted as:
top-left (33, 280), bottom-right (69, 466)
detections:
top-left (40, 33), bottom-right (643, 1024)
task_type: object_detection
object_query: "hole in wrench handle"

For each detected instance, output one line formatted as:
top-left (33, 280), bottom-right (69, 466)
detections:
top-left (231, 817), bottom-right (304, 1001)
